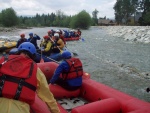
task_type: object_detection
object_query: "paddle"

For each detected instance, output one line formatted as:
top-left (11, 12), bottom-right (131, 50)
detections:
top-left (49, 37), bottom-right (63, 54)
top-left (37, 53), bottom-right (60, 64)
top-left (146, 87), bottom-right (150, 92)
top-left (65, 46), bottom-right (78, 56)
top-left (40, 49), bottom-right (44, 63)
top-left (40, 40), bottom-right (44, 63)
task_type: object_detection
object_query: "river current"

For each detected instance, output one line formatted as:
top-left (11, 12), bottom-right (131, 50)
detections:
top-left (0, 26), bottom-right (150, 102)
top-left (1, 26), bottom-right (150, 73)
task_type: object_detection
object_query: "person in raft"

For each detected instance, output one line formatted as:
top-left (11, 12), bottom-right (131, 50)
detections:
top-left (16, 33), bottom-right (28, 48)
top-left (28, 33), bottom-right (41, 49)
top-left (40, 35), bottom-right (52, 56)
top-left (0, 42), bottom-right (60, 113)
top-left (49, 51), bottom-right (83, 91)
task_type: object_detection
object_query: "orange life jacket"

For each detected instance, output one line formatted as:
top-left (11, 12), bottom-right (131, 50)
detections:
top-left (0, 55), bottom-right (37, 105)
top-left (60, 57), bottom-right (83, 80)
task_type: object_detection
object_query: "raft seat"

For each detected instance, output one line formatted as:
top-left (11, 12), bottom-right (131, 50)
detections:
top-left (49, 84), bottom-right (80, 99)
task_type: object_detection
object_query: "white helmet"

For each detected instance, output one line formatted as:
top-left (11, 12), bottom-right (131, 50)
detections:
top-left (56, 30), bottom-right (60, 33)
top-left (54, 33), bottom-right (59, 37)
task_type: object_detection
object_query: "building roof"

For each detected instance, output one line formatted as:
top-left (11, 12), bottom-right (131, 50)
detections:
top-left (98, 19), bottom-right (110, 24)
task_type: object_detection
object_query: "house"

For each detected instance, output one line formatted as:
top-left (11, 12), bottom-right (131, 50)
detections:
top-left (98, 18), bottom-right (116, 26)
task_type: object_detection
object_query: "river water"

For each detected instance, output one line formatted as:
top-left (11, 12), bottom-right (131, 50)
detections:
top-left (2, 26), bottom-right (149, 73)
top-left (0, 26), bottom-right (150, 102)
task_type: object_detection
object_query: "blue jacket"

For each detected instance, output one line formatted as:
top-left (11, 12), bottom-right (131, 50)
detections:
top-left (28, 35), bottom-right (40, 49)
top-left (16, 38), bottom-right (28, 48)
top-left (50, 60), bottom-right (82, 87)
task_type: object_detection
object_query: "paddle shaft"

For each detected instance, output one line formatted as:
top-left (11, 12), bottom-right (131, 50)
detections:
top-left (37, 53), bottom-right (60, 64)
top-left (65, 46), bottom-right (78, 56)
top-left (49, 37), bottom-right (62, 53)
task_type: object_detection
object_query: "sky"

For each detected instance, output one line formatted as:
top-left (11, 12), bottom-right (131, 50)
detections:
top-left (0, 0), bottom-right (116, 19)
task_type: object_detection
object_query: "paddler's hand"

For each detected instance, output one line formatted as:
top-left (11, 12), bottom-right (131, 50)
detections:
top-left (40, 47), bottom-right (45, 52)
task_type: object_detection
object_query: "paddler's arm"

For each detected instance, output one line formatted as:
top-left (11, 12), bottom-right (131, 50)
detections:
top-left (44, 41), bottom-right (52, 52)
top-left (57, 39), bottom-right (64, 50)
top-left (36, 68), bottom-right (60, 113)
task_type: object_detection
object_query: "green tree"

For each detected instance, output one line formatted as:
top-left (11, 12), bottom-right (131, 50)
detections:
top-left (1, 7), bottom-right (18, 27)
top-left (92, 9), bottom-right (99, 25)
top-left (114, 0), bottom-right (124, 24)
top-left (131, 0), bottom-right (139, 25)
top-left (70, 10), bottom-right (91, 29)
top-left (138, 0), bottom-right (150, 14)
top-left (0, 12), bottom-right (2, 26)
top-left (114, 0), bottom-right (138, 25)
top-left (143, 11), bottom-right (150, 25)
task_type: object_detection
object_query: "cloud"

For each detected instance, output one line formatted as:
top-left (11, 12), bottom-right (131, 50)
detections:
top-left (0, 0), bottom-right (115, 19)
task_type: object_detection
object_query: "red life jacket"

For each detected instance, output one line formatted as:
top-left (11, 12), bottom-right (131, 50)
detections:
top-left (60, 57), bottom-right (83, 80)
top-left (0, 55), bottom-right (37, 105)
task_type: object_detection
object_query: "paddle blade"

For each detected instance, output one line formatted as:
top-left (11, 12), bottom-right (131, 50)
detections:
top-left (40, 58), bottom-right (44, 63)
top-left (73, 52), bottom-right (78, 56)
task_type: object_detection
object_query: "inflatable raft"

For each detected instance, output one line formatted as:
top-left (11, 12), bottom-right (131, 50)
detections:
top-left (30, 62), bottom-right (150, 113)
top-left (9, 48), bottom-right (63, 63)
top-left (0, 40), bottom-right (17, 53)
top-left (64, 36), bottom-right (80, 41)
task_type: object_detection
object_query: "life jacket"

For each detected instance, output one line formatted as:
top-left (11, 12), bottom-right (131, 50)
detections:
top-left (41, 41), bottom-right (51, 56)
top-left (0, 55), bottom-right (37, 105)
top-left (17, 38), bottom-right (27, 48)
top-left (60, 34), bottom-right (66, 45)
top-left (60, 57), bottom-right (83, 80)
top-left (51, 39), bottom-right (61, 53)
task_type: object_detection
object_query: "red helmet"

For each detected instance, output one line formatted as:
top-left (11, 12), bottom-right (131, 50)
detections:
top-left (47, 30), bottom-right (52, 34)
top-left (20, 33), bottom-right (25, 38)
top-left (43, 35), bottom-right (49, 39)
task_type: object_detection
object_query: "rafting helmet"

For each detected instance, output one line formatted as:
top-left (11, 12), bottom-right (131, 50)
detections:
top-left (43, 35), bottom-right (49, 39)
top-left (54, 33), bottom-right (59, 37)
top-left (62, 51), bottom-right (71, 59)
top-left (29, 33), bottom-right (33, 37)
top-left (56, 30), bottom-right (60, 33)
top-left (18, 42), bottom-right (36, 56)
top-left (47, 30), bottom-right (52, 34)
top-left (20, 33), bottom-right (25, 38)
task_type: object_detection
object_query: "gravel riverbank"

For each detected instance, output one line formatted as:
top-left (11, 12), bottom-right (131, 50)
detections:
top-left (102, 26), bottom-right (150, 43)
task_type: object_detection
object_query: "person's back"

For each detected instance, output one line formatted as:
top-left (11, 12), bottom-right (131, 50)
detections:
top-left (16, 33), bottom-right (28, 48)
top-left (50, 51), bottom-right (83, 91)
top-left (0, 42), bottom-right (59, 113)
top-left (77, 29), bottom-right (82, 36)
top-left (28, 33), bottom-right (41, 49)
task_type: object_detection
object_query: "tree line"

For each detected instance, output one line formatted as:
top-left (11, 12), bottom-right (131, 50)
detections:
top-left (0, 8), bottom-right (97, 29)
top-left (114, 0), bottom-right (150, 25)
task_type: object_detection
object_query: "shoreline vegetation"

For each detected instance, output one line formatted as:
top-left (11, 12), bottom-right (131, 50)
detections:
top-left (0, 26), bottom-right (32, 32)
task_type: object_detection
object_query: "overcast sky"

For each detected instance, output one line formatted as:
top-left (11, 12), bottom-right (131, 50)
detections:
top-left (0, 0), bottom-right (116, 19)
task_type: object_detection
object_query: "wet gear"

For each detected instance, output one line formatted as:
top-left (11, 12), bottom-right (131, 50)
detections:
top-left (18, 42), bottom-right (36, 55)
top-left (62, 51), bottom-right (71, 59)
top-left (60, 57), bottom-right (83, 80)
top-left (0, 55), bottom-right (37, 105)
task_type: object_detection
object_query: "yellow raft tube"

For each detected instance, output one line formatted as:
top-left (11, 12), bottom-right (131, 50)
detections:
top-left (0, 40), bottom-right (17, 53)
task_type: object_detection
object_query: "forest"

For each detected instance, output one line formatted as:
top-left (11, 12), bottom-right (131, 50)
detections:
top-left (0, 0), bottom-right (150, 28)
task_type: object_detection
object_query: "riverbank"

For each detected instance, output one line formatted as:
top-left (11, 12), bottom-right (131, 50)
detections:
top-left (101, 26), bottom-right (150, 44)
